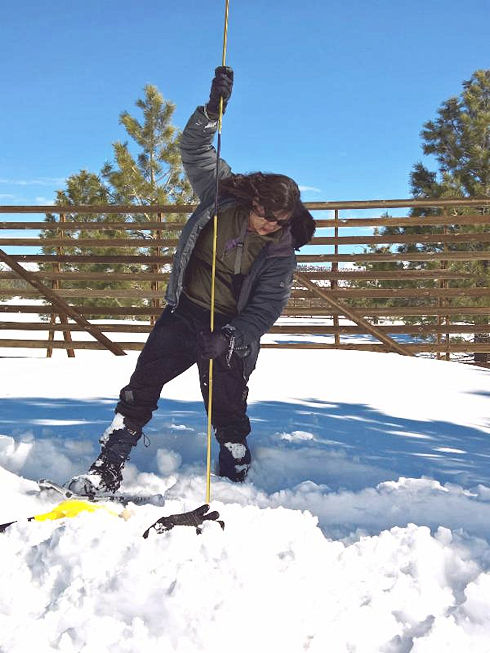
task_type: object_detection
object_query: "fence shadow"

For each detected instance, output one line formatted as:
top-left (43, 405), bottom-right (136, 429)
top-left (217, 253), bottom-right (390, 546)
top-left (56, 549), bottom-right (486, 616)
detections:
top-left (0, 396), bottom-right (488, 493)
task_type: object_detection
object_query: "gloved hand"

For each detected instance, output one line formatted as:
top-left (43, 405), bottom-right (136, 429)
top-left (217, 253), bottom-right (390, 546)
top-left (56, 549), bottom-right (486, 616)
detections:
top-left (206, 66), bottom-right (234, 118)
top-left (198, 328), bottom-right (231, 360)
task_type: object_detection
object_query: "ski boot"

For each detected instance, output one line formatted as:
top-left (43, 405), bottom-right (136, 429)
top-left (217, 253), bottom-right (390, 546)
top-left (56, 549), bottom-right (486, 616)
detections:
top-left (67, 413), bottom-right (142, 496)
top-left (218, 440), bottom-right (251, 482)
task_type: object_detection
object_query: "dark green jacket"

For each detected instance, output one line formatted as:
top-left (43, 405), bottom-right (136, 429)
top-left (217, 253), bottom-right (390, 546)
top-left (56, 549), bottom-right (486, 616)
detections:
top-left (166, 107), bottom-right (296, 375)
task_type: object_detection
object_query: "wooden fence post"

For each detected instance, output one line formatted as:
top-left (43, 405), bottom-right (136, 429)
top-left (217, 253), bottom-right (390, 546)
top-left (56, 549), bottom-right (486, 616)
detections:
top-left (443, 219), bottom-right (450, 361)
top-left (46, 215), bottom-right (57, 357)
top-left (437, 211), bottom-right (450, 361)
top-left (332, 209), bottom-right (340, 347)
top-left (150, 211), bottom-right (163, 327)
top-left (54, 214), bottom-right (75, 357)
top-left (47, 214), bottom-right (75, 357)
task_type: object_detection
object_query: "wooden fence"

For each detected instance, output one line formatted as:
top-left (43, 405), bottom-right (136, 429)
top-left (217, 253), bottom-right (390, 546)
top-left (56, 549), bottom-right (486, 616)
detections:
top-left (0, 198), bottom-right (489, 363)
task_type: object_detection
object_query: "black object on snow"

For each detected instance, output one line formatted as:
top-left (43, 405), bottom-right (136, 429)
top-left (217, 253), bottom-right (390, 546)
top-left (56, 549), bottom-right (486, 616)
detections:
top-left (0, 518), bottom-right (34, 533)
top-left (142, 504), bottom-right (225, 538)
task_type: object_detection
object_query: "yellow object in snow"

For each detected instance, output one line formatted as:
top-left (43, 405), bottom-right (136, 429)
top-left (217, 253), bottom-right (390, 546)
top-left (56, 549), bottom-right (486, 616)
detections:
top-left (33, 499), bottom-right (117, 522)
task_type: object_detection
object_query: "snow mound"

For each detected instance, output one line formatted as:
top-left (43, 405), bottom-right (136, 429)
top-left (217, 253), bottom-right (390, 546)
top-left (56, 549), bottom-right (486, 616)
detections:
top-left (2, 481), bottom-right (490, 652)
top-left (1, 347), bottom-right (489, 649)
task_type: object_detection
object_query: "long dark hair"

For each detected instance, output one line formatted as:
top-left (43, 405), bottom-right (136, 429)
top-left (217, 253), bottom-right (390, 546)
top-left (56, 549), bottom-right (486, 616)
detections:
top-left (219, 172), bottom-right (299, 213)
top-left (219, 172), bottom-right (316, 249)
top-left (290, 201), bottom-right (316, 249)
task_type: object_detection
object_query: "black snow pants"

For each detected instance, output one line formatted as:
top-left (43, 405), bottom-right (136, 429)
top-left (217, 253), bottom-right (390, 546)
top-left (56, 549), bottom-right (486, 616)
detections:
top-left (116, 294), bottom-right (251, 444)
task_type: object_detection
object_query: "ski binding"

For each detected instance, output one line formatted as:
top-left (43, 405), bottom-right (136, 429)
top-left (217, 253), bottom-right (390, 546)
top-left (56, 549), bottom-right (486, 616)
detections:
top-left (38, 478), bottom-right (165, 507)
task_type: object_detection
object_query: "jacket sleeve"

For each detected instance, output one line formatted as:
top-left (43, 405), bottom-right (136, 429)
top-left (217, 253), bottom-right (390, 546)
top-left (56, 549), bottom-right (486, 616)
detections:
top-left (228, 258), bottom-right (296, 347)
top-left (179, 106), bottom-right (232, 202)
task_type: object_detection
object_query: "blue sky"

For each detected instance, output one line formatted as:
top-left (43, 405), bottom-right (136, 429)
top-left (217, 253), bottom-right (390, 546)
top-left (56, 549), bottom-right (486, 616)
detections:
top-left (0, 0), bottom-right (488, 209)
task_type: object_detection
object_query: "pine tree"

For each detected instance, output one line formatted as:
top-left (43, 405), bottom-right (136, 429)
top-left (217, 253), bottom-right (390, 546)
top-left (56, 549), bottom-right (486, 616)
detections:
top-left (101, 84), bottom-right (193, 240)
top-left (416, 69), bottom-right (489, 198)
top-left (359, 70), bottom-right (490, 363)
top-left (41, 85), bottom-right (194, 316)
top-left (41, 170), bottom-right (142, 316)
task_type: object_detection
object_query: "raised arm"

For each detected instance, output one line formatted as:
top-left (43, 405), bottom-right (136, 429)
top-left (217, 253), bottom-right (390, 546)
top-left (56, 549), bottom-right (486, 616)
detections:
top-left (179, 67), bottom-right (234, 202)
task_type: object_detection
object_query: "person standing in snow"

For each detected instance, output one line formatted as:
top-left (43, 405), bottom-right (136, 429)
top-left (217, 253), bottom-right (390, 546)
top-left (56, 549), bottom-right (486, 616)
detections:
top-left (68, 67), bottom-right (315, 495)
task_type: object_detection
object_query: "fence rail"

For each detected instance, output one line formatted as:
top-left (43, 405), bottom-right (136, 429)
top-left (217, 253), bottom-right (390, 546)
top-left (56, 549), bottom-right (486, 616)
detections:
top-left (0, 198), bottom-right (488, 363)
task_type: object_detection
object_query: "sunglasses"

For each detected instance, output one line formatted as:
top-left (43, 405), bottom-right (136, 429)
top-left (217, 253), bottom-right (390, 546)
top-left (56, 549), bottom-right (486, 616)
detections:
top-left (253, 205), bottom-right (291, 227)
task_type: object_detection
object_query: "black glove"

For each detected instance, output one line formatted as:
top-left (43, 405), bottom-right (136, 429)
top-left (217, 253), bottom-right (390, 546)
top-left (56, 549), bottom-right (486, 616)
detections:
top-left (206, 66), bottom-right (234, 118)
top-left (198, 328), bottom-right (232, 360)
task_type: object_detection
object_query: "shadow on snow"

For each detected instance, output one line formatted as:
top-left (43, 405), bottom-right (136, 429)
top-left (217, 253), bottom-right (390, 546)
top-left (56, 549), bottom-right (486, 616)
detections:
top-left (0, 395), bottom-right (489, 493)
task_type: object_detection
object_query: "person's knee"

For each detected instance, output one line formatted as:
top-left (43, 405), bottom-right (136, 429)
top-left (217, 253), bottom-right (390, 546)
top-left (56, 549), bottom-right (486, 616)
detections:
top-left (116, 387), bottom-right (154, 427)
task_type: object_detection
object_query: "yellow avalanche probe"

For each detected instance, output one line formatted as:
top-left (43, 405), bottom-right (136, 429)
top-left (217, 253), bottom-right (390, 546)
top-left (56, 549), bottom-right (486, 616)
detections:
top-left (0, 499), bottom-right (119, 533)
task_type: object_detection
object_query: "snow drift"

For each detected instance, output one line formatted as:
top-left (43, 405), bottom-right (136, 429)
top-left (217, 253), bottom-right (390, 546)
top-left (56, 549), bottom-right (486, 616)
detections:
top-left (1, 348), bottom-right (490, 652)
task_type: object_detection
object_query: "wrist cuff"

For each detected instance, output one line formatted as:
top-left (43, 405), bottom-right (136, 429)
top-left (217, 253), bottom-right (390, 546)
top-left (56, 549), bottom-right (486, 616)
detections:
top-left (203, 104), bottom-right (219, 121)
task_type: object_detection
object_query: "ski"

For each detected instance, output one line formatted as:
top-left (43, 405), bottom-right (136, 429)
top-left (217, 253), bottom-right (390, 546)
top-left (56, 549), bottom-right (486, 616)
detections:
top-left (1, 499), bottom-right (116, 534)
top-left (38, 479), bottom-right (165, 507)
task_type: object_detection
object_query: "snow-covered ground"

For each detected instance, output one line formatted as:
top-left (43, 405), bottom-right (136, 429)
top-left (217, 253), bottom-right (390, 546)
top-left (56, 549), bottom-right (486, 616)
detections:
top-left (1, 336), bottom-right (490, 651)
